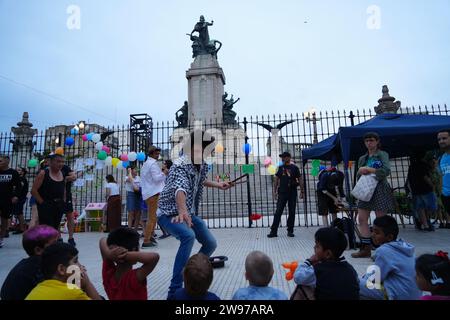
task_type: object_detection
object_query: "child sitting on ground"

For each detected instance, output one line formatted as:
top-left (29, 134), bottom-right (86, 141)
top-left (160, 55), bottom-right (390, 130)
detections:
top-left (359, 215), bottom-right (421, 300)
top-left (100, 227), bottom-right (159, 300)
top-left (1, 225), bottom-right (59, 300)
top-left (26, 242), bottom-right (102, 300)
top-left (173, 253), bottom-right (220, 300)
top-left (416, 251), bottom-right (450, 300)
top-left (233, 251), bottom-right (288, 300)
top-left (294, 227), bottom-right (359, 300)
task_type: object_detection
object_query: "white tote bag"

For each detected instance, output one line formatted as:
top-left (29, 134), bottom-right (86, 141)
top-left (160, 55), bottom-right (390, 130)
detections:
top-left (351, 174), bottom-right (378, 202)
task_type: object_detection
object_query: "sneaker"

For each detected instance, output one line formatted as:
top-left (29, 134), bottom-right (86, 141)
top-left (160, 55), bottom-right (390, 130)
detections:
top-left (141, 242), bottom-right (156, 248)
top-left (150, 237), bottom-right (158, 244)
top-left (159, 234), bottom-right (171, 240)
top-left (68, 238), bottom-right (77, 247)
top-left (267, 233), bottom-right (277, 238)
top-left (439, 223), bottom-right (446, 229)
top-left (287, 232), bottom-right (295, 237)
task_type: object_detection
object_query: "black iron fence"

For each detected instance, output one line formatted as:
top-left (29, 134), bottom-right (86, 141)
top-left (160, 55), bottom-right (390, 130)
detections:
top-left (1, 104), bottom-right (447, 228)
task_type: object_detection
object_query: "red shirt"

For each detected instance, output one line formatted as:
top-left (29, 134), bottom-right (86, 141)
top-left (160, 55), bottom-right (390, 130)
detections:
top-left (102, 261), bottom-right (147, 300)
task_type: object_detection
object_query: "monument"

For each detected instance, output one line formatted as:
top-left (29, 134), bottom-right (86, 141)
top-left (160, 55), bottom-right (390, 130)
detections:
top-left (10, 112), bottom-right (38, 167)
top-left (374, 85), bottom-right (401, 114)
top-left (185, 15), bottom-right (232, 126)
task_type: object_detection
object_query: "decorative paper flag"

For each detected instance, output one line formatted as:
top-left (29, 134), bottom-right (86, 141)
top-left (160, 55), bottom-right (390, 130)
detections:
top-left (74, 179), bottom-right (85, 187)
top-left (85, 158), bottom-right (95, 166)
top-left (234, 165), bottom-right (240, 172)
top-left (75, 159), bottom-right (84, 172)
top-left (242, 164), bottom-right (255, 174)
top-left (311, 159), bottom-right (321, 177)
top-left (95, 159), bottom-right (105, 170)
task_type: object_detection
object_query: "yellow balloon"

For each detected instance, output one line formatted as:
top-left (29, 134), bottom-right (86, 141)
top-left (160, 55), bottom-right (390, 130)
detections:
top-left (55, 147), bottom-right (64, 155)
top-left (267, 165), bottom-right (277, 175)
top-left (111, 157), bottom-right (120, 168)
top-left (215, 143), bottom-right (224, 153)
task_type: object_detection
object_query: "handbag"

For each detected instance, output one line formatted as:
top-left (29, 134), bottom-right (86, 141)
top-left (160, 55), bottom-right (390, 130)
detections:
top-left (351, 174), bottom-right (378, 202)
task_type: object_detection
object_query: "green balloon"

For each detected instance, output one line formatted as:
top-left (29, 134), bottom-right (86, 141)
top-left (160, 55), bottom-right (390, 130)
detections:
top-left (28, 159), bottom-right (38, 168)
top-left (97, 151), bottom-right (107, 160)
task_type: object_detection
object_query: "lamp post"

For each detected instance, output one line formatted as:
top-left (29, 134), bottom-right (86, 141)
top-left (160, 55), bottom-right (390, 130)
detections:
top-left (304, 109), bottom-right (319, 144)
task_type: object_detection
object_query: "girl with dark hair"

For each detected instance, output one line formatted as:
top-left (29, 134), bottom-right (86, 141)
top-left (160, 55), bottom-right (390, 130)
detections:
top-left (352, 132), bottom-right (395, 258)
top-left (105, 175), bottom-right (121, 232)
top-left (416, 251), bottom-right (450, 300)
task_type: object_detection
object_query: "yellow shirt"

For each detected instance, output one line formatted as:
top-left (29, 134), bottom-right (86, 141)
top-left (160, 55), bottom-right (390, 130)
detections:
top-left (26, 279), bottom-right (91, 300)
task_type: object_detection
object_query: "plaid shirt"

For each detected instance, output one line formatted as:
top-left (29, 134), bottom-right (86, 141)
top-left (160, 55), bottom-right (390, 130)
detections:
top-left (157, 155), bottom-right (208, 216)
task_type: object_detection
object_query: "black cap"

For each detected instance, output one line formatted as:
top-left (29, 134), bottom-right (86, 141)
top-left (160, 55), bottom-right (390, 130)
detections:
top-left (279, 152), bottom-right (291, 158)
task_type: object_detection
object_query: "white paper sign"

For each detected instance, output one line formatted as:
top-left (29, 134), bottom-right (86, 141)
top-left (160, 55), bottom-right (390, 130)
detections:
top-left (95, 160), bottom-right (105, 170)
top-left (74, 179), bottom-right (85, 187)
top-left (85, 174), bottom-right (94, 182)
top-left (85, 158), bottom-right (95, 166)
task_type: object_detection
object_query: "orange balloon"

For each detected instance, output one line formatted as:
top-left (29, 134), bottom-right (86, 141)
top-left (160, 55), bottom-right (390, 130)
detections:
top-left (55, 147), bottom-right (64, 155)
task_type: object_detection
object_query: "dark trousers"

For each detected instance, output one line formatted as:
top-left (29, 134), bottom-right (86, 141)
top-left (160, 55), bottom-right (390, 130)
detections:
top-left (270, 190), bottom-right (297, 234)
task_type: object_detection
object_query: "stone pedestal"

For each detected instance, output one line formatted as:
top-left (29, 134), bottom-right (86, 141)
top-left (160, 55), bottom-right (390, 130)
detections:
top-left (186, 54), bottom-right (226, 125)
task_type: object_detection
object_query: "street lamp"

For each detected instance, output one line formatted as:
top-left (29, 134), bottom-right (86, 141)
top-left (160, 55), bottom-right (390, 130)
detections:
top-left (304, 108), bottom-right (320, 144)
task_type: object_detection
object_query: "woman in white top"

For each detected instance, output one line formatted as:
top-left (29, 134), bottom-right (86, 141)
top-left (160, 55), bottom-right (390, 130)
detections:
top-left (105, 174), bottom-right (121, 232)
top-left (125, 166), bottom-right (142, 230)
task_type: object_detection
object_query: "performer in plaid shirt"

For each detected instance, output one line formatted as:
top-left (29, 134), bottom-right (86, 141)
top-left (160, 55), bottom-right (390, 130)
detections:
top-left (157, 130), bottom-right (234, 300)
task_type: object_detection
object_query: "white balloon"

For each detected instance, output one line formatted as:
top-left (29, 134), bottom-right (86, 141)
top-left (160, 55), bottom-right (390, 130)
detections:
top-left (105, 156), bottom-right (112, 166)
top-left (128, 152), bottom-right (137, 162)
top-left (92, 133), bottom-right (101, 143)
top-left (117, 161), bottom-right (124, 169)
top-left (95, 141), bottom-right (103, 151)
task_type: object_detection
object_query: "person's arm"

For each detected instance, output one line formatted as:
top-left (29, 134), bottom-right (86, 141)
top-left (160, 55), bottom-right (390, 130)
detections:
top-left (203, 180), bottom-right (231, 190)
top-left (31, 171), bottom-right (45, 205)
top-left (99, 238), bottom-right (128, 262)
top-left (337, 172), bottom-right (345, 198)
top-left (372, 151), bottom-right (391, 180)
top-left (105, 185), bottom-right (111, 200)
top-left (66, 171), bottom-right (77, 182)
top-left (150, 161), bottom-right (167, 182)
top-left (293, 259), bottom-right (317, 287)
top-left (124, 251), bottom-right (160, 284)
top-left (11, 171), bottom-right (21, 203)
top-left (79, 266), bottom-right (102, 300)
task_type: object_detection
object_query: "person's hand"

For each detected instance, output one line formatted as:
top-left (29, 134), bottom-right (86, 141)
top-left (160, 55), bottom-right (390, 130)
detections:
top-left (79, 264), bottom-right (89, 289)
top-left (11, 197), bottom-right (18, 204)
top-left (218, 182), bottom-right (231, 190)
top-left (308, 254), bottom-right (319, 265)
top-left (358, 167), bottom-right (370, 175)
top-left (162, 167), bottom-right (169, 175)
top-left (172, 212), bottom-right (192, 227)
top-left (107, 246), bottom-right (128, 262)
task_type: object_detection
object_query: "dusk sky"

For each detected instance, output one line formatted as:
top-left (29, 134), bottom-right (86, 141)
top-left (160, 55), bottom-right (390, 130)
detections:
top-left (0, 0), bottom-right (449, 131)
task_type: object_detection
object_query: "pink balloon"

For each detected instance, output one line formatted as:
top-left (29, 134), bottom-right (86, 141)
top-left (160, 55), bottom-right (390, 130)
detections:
top-left (102, 145), bottom-right (111, 154)
top-left (120, 154), bottom-right (128, 162)
top-left (82, 134), bottom-right (88, 142)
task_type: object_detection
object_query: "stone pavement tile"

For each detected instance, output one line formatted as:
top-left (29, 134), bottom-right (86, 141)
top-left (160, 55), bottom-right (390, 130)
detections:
top-left (1, 226), bottom-right (449, 300)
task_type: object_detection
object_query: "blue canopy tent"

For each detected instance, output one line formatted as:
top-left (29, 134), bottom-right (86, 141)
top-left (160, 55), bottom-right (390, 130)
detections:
top-left (301, 113), bottom-right (450, 218)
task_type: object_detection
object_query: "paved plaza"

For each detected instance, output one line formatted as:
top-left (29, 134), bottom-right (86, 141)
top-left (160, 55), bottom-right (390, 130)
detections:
top-left (1, 225), bottom-right (449, 300)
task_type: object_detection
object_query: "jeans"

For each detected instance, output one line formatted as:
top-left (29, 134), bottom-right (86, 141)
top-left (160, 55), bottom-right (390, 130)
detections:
top-left (158, 214), bottom-right (217, 299)
top-left (270, 190), bottom-right (297, 234)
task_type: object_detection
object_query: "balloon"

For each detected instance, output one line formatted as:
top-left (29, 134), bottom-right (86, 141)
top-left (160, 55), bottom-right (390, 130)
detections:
top-left (120, 154), bottom-right (128, 162)
top-left (28, 159), bottom-right (38, 168)
top-left (122, 161), bottom-right (130, 168)
top-left (243, 143), bottom-right (252, 155)
top-left (55, 147), bottom-right (64, 155)
top-left (82, 134), bottom-right (88, 141)
top-left (65, 137), bottom-right (74, 146)
top-left (105, 156), bottom-right (112, 166)
top-left (70, 127), bottom-right (79, 135)
top-left (282, 261), bottom-right (299, 281)
top-left (111, 158), bottom-right (120, 168)
top-left (319, 165), bottom-right (327, 171)
top-left (97, 150), bottom-right (107, 160)
top-left (128, 152), bottom-right (137, 162)
top-left (87, 133), bottom-right (94, 141)
top-left (278, 161), bottom-right (284, 167)
top-left (250, 213), bottom-right (262, 221)
top-left (215, 143), bottom-right (224, 153)
top-left (137, 152), bottom-right (146, 162)
top-left (92, 133), bottom-right (101, 143)
top-left (102, 145), bottom-right (110, 154)
top-left (267, 165), bottom-right (277, 175)
top-left (95, 142), bottom-right (103, 151)
top-left (263, 157), bottom-right (272, 167)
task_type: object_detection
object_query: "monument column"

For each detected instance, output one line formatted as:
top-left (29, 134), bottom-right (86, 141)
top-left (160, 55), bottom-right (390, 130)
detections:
top-left (10, 112), bottom-right (38, 168)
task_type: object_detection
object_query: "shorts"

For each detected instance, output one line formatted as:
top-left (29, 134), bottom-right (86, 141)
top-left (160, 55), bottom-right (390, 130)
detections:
top-left (413, 192), bottom-right (437, 212)
top-left (0, 202), bottom-right (12, 219)
top-left (37, 200), bottom-right (65, 230)
top-left (64, 200), bottom-right (74, 214)
top-left (126, 192), bottom-right (142, 212)
top-left (12, 198), bottom-right (27, 216)
top-left (317, 191), bottom-right (339, 216)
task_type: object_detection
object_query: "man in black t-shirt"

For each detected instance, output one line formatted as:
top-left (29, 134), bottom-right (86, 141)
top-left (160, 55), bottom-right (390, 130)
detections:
top-left (268, 152), bottom-right (304, 238)
top-left (0, 155), bottom-right (22, 248)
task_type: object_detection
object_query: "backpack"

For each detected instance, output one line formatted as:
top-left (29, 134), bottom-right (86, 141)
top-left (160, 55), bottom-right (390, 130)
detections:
top-left (331, 217), bottom-right (357, 250)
